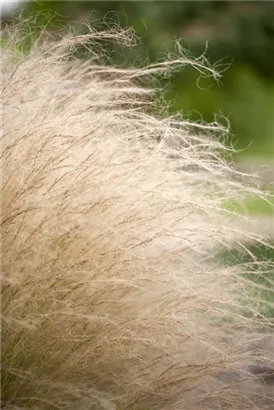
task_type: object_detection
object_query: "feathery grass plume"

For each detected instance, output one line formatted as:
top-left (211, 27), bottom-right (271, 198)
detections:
top-left (1, 22), bottom-right (274, 409)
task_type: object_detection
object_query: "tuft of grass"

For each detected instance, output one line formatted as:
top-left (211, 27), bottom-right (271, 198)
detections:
top-left (2, 22), bottom-right (274, 410)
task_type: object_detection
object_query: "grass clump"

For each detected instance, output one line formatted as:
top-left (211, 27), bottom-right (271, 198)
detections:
top-left (1, 20), bottom-right (274, 410)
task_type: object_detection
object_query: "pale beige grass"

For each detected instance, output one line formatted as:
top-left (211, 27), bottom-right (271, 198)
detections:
top-left (1, 24), bottom-right (273, 409)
